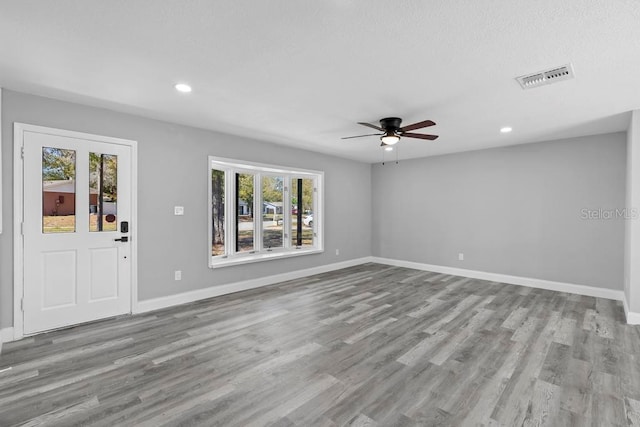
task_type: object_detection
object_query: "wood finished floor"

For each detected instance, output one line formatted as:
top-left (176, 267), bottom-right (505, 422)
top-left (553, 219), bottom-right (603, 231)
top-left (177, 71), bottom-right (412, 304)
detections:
top-left (2, 263), bottom-right (640, 426)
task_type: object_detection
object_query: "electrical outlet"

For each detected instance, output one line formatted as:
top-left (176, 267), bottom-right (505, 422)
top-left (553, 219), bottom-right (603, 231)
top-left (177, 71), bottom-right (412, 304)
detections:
top-left (174, 270), bottom-right (182, 281)
top-left (458, 253), bottom-right (464, 261)
top-left (174, 206), bottom-right (184, 216)
top-left (336, 249), bottom-right (340, 256)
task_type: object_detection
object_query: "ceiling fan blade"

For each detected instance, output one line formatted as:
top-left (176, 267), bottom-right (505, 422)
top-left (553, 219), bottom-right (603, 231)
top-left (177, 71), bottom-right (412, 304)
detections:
top-left (357, 122), bottom-right (384, 131)
top-left (341, 133), bottom-right (382, 140)
top-left (398, 120), bottom-right (436, 132)
top-left (402, 132), bottom-right (439, 140)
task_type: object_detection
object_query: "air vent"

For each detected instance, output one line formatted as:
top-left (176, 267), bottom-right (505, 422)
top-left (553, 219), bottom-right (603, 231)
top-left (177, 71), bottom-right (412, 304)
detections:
top-left (516, 64), bottom-right (574, 89)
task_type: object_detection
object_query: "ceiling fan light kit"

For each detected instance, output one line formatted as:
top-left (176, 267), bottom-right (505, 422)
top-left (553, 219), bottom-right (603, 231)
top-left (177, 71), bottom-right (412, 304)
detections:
top-left (381, 133), bottom-right (400, 145)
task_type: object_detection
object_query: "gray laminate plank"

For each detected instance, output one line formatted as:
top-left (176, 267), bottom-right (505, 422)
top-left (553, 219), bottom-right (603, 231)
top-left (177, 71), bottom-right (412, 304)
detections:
top-left (1, 263), bottom-right (638, 426)
top-left (625, 397), bottom-right (640, 426)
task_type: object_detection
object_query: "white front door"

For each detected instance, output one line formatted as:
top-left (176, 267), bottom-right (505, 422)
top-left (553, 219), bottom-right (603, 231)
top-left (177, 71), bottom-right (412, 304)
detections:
top-left (21, 127), bottom-right (133, 334)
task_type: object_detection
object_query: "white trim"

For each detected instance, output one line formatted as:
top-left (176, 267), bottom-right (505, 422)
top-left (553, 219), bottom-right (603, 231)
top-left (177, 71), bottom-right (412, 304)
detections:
top-left (136, 255), bottom-right (627, 316)
top-left (0, 327), bottom-right (14, 348)
top-left (135, 256), bottom-right (374, 314)
top-left (623, 295), bottom-right (640, 325)
top-left (208, 155), bottom-right (324, 269)
top-left (209, 156), bottom-right (322, 176)
top-left (13, 123), bottom-right (24, 340)
top-left (370, 257), bottom-right (624, 302)
top-left (130, 141), bottom-right (139, 314)
top-left (13, 123), bottom-right (138, 340)
top-left (210, 248), bottom-right (324, 268)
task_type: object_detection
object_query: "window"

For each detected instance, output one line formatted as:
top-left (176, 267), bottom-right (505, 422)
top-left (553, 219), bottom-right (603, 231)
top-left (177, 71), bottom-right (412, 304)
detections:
top-left (89, 152), bottom-right (118, 232)
top-left (236, 172), bottom-right (255, 253)
top-left (211, 168), bottom-right (225, 256)
top-left (209, 157), bottom-right (323, 268)
top-left (262, 175), bottom-right (284, 250)
top-left (42, 147), bottom-right (76, 233)
top-left (291, 178), bottom-right (314, 248)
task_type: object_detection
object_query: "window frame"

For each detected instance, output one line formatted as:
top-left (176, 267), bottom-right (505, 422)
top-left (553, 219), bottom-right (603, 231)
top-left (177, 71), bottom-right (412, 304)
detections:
top-left (208, 156), bottom-right (324, 268)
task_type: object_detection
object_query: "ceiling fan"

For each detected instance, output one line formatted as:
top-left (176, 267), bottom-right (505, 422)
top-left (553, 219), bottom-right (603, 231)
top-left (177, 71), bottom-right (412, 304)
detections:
top-left (342, 117), bottom-right (438, 146)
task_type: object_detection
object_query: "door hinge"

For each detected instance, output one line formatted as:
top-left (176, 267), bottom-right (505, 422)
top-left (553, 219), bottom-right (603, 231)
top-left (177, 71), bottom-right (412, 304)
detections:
top-left (21, 298), bottom-right (24, 311)
top-left (20, 222), bottom-right (24, 235)
top-left (20, 146), bottom-right (24, 159)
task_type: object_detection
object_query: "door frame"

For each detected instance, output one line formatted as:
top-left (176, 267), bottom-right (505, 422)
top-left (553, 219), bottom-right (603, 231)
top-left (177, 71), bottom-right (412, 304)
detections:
top-left (13, 123), bottom-right (139, 340)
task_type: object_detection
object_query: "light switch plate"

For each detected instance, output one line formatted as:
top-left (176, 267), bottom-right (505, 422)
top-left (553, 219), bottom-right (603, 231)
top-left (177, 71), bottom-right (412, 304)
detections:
top-left (174, 206), bottom-right (184, 216)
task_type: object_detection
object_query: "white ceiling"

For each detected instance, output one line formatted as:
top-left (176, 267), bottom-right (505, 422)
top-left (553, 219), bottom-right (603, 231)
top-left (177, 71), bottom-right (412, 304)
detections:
top-left (1, 1), bottom-right (639, 163)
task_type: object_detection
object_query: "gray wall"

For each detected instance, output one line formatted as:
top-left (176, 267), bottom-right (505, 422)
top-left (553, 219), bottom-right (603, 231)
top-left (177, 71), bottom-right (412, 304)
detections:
top-left (372, 133), bottom-right (626, 290)
top-left (0, 90), bottom-right (372, 329)
top-left (0, 88), bottom-right (628, 331)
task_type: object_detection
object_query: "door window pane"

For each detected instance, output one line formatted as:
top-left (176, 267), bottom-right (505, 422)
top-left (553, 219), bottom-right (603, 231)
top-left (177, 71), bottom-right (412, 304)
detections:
top-left (262, 176), bottom-right (284, 249)
top-left (89, 153), bottom-right (118, 232)
top-left (236, 173), bottom-right (255, 252)
top-left (212, 169), bottom-right (226, 256)
top-left (42, 147), bottom-right (76, 233)
top-left (291, 178), bottom-right (314, 247)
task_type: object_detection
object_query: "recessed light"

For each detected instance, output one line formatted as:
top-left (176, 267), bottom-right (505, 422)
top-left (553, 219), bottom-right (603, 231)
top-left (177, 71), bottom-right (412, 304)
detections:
top-left (174, 83), bottom-right (192, 93)
top-left (384, 146), bottom-right (394, 151)
top-left (500, 126), bottom-right (512, 133)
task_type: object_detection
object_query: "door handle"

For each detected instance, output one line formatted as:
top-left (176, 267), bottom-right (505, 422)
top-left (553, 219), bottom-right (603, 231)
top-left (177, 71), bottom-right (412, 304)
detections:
top-left (114, 236), bottom-right (129, 242)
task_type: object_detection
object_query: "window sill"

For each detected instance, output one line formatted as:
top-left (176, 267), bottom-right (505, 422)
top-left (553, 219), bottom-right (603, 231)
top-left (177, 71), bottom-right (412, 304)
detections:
top-left (209, 247), bottom-right (323, 269)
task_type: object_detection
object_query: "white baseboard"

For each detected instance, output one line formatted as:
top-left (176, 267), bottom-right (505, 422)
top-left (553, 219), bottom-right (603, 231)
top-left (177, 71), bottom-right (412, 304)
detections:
top-left (7, 256), bottom-right (636, 338)
top-left (137, 255), bottom-right (627, 317)
top-left (135, 257), bottom-right (375, 314)
top-left (370, 257), bottom-right (624, 302)
top-left (623, 295), bottom-right (640, 325)
top-left (0, 327), bottom-right (15, 350)
top-left (7, 255), bottom-right (635, 341)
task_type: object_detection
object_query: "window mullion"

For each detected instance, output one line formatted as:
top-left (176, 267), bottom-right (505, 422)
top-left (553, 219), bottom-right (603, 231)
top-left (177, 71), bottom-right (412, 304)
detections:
top-left (251, 172), bottom-right (258, 253)
top-left (296, 177), bottom-right (303, 248)
top-left (235, 171), bottom-right (239, 254)
top-left (283, 177), bottom-right (289, 250)
top-left (314, 176), bottom-right (321, 249)
top-left (255, 173), bottom-right (263, 253)
top-left (226, 168), bottom-right (235, 258)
